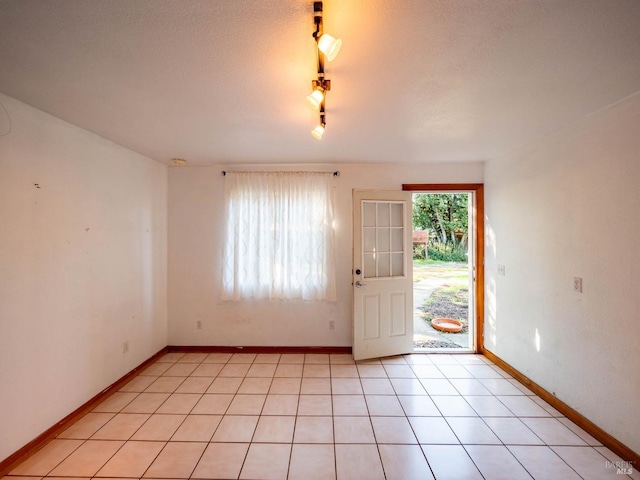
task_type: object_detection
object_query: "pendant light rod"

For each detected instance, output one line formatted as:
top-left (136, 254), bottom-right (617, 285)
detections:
top-left (308, 1), bottom-right (341, 139)
top-left (313, 2), bottom-right (326, 76)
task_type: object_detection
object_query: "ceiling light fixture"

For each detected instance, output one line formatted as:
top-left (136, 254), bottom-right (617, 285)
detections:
top-left (317, 34), bottom-right (342, 62)
top-left (306, 84), bottom-right (325, 110)
top-left (311, 123), bottom-right (325, 140)
top-left (309, 1), bottom-right (341, 140)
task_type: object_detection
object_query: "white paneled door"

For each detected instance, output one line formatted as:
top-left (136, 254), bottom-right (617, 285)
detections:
top-left (353, 190), bottom-right (413, 361)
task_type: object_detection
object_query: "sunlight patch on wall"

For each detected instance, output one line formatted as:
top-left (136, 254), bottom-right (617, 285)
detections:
top-left (485, 216), bottom-right (496, 257)
top-left (485, 275), bottom-right (497, 349)
top-left (484, 219), bottom-right (497, 350)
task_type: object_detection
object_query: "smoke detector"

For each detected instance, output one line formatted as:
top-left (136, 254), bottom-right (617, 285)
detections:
top-left (172, 158), bottom-right (187, 166)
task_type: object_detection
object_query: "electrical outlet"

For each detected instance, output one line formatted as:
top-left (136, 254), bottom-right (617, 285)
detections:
top-left (329, 320), bottom-right (335, 330)
top-left (573, 277), bottom-right (583, 293)
top-left (123, 341), bottom-right (129, 354)
top-left (196, 320), bottom-right (203, 330)
top-left (497, 264), bottom-right (506, 276)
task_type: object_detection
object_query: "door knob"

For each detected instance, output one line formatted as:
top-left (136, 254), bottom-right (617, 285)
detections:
top-left (355, 281), bottom-right (366, 288)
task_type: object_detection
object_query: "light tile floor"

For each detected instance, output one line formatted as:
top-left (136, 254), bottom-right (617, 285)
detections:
top-left (4, 353), bottom-right (638, 480)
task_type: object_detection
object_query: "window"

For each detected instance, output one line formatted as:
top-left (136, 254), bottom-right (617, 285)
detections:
top-left (221, 171), bottom-right (336, 300)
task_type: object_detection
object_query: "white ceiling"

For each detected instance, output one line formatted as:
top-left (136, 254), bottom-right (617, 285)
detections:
top-left (1, 0), bottom-right (639, 166)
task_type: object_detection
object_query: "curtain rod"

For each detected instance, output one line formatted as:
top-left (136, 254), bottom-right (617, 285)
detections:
top-left (222, 170), bottom-right (339, 177)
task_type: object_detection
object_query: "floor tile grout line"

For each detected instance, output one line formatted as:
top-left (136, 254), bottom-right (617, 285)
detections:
top-left (356, 365), bottom-right (389, 479)
top-left (329, 372), bottom-right (339, 480)
top-left (71, 437), bottom-right (137, 479)
top-left (458, 443), bottom-right (494, 479)
top-left (426, 358), bottom-right (541, 479)
top-left (402, 402), bottom-right (442, 480)
top-left (184, 439), bottom-right (213, 480)
top-left (164, 387), bottom-right (209, 443)
top-left (503, 444), bottom-right (582, 480)
top-left (137, 438), bottom-right (170, 480)
top-left (445, 354), bottom-right (592, 480)
top-left (255, 363), bottom-right (292, 480)
top-left (11, 353), bottom-right (622, 480)
top-left (544, 445), bottom-right (595, 480)
top-left (29, 437), bottom-right (87, 478)
top-left (584, 446), bottom-right (634, 480)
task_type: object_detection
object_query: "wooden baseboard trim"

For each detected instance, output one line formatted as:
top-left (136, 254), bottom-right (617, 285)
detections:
top-left (0, 346), bottom-right (169, 476)
top-left (167, 345), bottom-right (352, 355)
top-left (0, 344), bottom-right (349, 473)
top-left (484, 349), bottom-right (640, 465)
top-left (5, 346), bottom-right (636, 472)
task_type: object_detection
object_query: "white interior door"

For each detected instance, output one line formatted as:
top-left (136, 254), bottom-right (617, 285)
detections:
top-left (353, 190), bottom-right (413, 361)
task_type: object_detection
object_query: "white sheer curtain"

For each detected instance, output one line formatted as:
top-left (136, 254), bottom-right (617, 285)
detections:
top-left (222, 171), bottom-right (336, 301)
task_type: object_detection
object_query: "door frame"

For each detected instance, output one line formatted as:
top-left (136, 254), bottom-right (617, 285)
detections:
top-left (402, 183), bottom-right (485, 353)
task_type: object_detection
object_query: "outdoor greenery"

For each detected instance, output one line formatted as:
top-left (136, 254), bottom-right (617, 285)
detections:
top-left (413, 242), bottom-right (468, 262)
top-left (425, 242), bottom-right (468, 262)
top-left (412, 260), bottom-right (467, 281)
top-left (413, 193), bottom-right (469, 261)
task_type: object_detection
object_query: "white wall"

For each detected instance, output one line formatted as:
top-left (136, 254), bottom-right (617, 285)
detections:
top-left (168, 163), bottom-right (483, 346)
top-left (0, 93), bottom-right (168, 460)
top-left (484, 92), bottom-right (640, 454)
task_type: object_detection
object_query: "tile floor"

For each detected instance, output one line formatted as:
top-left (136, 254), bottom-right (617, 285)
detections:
top-left (4, 352), bottom-right (638, 480)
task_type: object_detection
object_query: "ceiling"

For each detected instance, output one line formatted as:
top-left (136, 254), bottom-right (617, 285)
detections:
top-left (1, 0), bottom-right (639, 166)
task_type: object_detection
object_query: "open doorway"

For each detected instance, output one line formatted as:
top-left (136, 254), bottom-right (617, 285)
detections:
top-left (402, 184), bottom-right (484, 353)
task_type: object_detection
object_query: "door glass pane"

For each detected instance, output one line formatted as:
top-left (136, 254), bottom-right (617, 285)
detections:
top-left (391, 203), bottom-right (403, 227)
top-left (363, 227), bottom-right (376, 252)
top-left (377, 227), bottom-right (390, 252)
top-left (391, 253), bottom-right (404, 276)
top-left (363, 202), bottom-right (376, 227)
top-left (377, 203), bottom-right (390, 227)
top-left (378, 253), bottom-right (390, 277)
top-left (363, 253), bottom-right (376, 278)
top-left (361, 200), bottom-right (405, 279)
top-left (391, 228), bottom-right (403, 252)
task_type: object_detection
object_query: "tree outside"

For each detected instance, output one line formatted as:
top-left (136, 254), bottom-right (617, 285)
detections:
top-left (412, 193), bottom-right (469, 261)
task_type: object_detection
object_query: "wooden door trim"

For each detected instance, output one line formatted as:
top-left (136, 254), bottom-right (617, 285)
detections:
top-left (402, 183), bottom-right (485, 353)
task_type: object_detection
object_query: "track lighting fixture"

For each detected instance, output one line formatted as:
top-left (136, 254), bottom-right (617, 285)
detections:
top-left (308, 1), bottom-right (341, 139)
top-left (311, 123), bottom-right (325, 140)
top-left (306, 89), bottom-right (324, 110)
top-left (317, 33), bottom-right (342, 62)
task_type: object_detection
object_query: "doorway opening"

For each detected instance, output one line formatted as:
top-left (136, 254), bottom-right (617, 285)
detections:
top-left (405, 187), bottom-right (482, 353)
top-left (352, 185), bottom-right (483, 361)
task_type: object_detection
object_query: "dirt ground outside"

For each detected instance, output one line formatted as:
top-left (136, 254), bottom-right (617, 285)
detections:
top-left (413, 261), bottom-right (471, 349)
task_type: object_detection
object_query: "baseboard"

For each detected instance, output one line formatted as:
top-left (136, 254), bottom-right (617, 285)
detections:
top-left (0, 346), bottom-right (169, 476)
top-left (167, 345), bottom-right (352, 354)
top-left (11, 346), bottom-right (632, 474)
top-left (0, 345), bottom-right (349, 474)
top-left (484, 349), bottom-right (640, 465)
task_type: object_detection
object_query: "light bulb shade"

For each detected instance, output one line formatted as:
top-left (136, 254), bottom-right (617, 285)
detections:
top-left (318, 34), bottom-right (342, 61)
top-left (311, 124), bottom-right (325, 140)
top-left (306, 89), bottom-right (324, 110)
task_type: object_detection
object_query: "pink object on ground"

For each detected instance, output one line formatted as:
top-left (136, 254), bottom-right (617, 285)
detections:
top-left (431, 317), bottom-right (463, 333)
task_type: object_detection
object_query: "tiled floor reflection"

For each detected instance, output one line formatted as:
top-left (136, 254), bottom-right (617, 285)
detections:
top-left (4, 352), bottom-right (636, 480)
